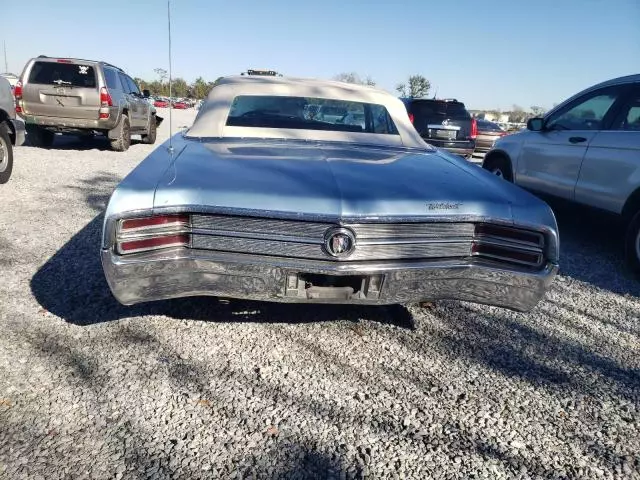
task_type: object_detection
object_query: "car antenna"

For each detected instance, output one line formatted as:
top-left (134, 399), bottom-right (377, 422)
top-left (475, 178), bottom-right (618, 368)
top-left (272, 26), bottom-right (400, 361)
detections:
top-left (167, 0), bottom-right (174, 154)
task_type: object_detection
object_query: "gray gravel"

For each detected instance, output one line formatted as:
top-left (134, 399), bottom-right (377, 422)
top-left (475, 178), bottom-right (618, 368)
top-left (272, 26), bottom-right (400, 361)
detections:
top-left (1, 108), bottom-right (639, 479)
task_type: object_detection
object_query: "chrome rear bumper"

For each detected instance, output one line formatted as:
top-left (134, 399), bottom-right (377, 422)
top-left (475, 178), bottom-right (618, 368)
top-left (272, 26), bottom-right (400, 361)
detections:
top-left (101, 248), bottom-right (558, 312)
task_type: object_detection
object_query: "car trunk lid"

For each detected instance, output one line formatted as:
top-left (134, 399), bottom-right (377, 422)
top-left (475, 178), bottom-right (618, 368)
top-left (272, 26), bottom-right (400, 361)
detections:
top-left (153, 139), bottom-right (514, 221)
top-left (21, 60), bottom-right (101, 120)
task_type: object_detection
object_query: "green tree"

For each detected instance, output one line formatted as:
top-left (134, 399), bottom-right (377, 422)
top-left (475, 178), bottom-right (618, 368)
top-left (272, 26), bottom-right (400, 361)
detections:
top-left (170, 77), bottom-right (189, 98)
top-left (396, 74), bottom-right (431, 98)
top-left (191, 77), bottom-right (209, 99)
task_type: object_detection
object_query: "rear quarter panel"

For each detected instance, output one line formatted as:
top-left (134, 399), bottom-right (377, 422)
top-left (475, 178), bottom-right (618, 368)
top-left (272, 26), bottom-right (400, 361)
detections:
top-left (102, 140), bottom-right (182, 248)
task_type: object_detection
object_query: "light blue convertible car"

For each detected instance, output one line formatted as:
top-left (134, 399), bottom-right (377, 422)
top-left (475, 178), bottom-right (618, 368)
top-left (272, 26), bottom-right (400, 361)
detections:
top-left (101, 75), bottom-right (559, 312)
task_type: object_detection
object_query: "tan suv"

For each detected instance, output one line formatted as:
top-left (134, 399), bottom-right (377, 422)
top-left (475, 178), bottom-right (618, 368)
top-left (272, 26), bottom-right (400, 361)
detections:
top-left (15, 56), bottom-right (162, 151)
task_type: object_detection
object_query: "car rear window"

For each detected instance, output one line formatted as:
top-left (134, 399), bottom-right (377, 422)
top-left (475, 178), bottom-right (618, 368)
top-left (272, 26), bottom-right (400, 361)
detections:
top-left (409, 100), bottom-right (470, 119)
top-left (28, 61), bottom-right (97, 88)
top-left (226, 95), bottom-right (399, 135)
top-left (478, 120), bottom-right (503, 131)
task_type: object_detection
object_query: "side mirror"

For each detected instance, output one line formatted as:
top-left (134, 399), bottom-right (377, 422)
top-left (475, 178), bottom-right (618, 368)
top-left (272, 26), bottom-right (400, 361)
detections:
top-left (143, 89), bottom-right (151, 98)
top-left (527, 117), bottom-right (544, 131)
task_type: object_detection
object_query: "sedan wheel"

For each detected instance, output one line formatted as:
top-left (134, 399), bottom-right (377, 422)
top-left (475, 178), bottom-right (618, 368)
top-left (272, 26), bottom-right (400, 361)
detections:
top-left (483, 155), bottom-right (513, 182)
top-left (0, 124), bottom-right (14, 184)
top-left (491, 166), bottom-right (504, 178)
top-left (625, 209), bottom-right (640, 274)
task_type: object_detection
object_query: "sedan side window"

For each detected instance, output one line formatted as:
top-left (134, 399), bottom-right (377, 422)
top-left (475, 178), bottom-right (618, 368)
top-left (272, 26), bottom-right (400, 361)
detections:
top-left (546, 90), bottom-right (618, 131)
top-left (611, 88), bottom-right (640, 131)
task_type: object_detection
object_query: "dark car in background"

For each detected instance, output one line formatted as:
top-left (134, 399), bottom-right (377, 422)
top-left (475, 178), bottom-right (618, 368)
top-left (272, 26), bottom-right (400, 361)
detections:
top-left (473, 119), bottom-right (507, 158)
top-left (401, 98), bottom-right (477, 158)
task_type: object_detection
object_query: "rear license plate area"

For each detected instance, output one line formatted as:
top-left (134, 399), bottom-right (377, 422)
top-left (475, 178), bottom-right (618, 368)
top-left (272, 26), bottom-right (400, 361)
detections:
top-left (284, 273), bottom-right (384, 300)
top-left (432, 128), bottom-right (457, 140)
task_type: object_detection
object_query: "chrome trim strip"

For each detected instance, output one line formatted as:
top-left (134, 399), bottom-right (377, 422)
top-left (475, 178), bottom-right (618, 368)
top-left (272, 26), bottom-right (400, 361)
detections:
top-left (104, 208), bottom-right (559, 266)
top-left (191, 234), bottom-right (472, 261)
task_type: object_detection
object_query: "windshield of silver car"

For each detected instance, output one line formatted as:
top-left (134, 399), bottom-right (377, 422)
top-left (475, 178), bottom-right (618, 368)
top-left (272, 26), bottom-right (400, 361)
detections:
top-left (226, 95), bottom-right (400, 135)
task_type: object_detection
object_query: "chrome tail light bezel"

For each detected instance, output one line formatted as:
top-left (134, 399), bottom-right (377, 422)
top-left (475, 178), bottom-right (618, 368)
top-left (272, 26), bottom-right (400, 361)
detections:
top-left (116, 214), bottom-right (192, 255)
top-left (472, 223), bottom-right (546, 269)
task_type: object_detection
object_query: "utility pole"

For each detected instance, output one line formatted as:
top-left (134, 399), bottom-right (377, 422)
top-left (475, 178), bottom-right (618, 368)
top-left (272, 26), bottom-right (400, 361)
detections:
top-left (3, 41), bottom-right (7, 73)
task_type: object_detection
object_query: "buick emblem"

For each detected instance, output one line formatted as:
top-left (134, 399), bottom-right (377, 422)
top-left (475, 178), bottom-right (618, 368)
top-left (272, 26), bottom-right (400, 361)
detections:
top-left (324, 227), bottom-right (356, 258)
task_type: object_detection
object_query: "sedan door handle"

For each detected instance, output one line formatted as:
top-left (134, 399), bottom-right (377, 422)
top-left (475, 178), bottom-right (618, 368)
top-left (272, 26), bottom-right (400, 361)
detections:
top-left (569, 136), bottom-right (587, 144)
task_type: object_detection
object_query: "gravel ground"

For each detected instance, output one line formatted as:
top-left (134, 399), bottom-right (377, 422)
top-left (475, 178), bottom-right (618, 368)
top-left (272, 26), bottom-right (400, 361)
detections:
top-left (0, 108), bottom-right (639, 479)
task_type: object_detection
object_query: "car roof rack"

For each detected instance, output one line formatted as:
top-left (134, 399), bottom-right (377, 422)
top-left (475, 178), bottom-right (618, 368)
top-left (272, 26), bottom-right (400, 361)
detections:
top-left (35, 55), bottom-right (123, 72)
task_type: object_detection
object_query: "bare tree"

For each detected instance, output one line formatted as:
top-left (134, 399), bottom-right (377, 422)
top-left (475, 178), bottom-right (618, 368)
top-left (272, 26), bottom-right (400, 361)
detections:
top-left (530, 105), bottom-right (546, 117)
top-left (396, 74), bottom-right (431, 98)
top-left (509, 104), bottom-right (526, 123)
top-left (334, 72), bottom-right (376, 86)
top-left (154, 68), bottom-right (168, 84)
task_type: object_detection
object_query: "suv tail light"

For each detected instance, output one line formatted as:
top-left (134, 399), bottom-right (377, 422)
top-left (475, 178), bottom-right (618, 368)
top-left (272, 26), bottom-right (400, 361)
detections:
top-left (472, 224), bottom-right (545, 269)
top-left (117, 214), bottom-right (191, 254)
top-left (100, 87), bottom-right (113, 107)
top-left (470, 118), bottom-right (478, 139)
top-left (14, 81), bottom-right (23, 113)
top-left (408, 113), bottom-right (414, 124)
top-left (14, 81), bottom-right (22, 100)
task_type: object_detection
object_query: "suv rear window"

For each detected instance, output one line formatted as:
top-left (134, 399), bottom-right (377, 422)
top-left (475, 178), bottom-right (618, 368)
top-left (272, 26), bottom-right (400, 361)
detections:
top-left (226, 95), bottom-right (399, 135)
top-left (28, 61), bottom-right (97, 88)
top-left (409, 100), bottom-right (470, 119)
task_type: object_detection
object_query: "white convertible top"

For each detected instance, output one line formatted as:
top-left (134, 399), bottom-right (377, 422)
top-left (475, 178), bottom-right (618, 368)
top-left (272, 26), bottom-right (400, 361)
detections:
top-left (186, 76), bottom-right (431, 149)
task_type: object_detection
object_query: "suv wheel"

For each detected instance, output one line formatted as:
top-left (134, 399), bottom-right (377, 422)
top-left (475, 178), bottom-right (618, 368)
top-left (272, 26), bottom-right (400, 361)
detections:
top-left (625, 210), bottom-right (640, 273)
top-left (0, 123), bottom-right (13, 184)
top-left (26, 125), bottom-right (55, 148)
top-left (141, 115), bottom-right (157, 145)
top-left (109, 114), bottom-right (131, 152)
top-left (483, 155), bottom-right (513, 182)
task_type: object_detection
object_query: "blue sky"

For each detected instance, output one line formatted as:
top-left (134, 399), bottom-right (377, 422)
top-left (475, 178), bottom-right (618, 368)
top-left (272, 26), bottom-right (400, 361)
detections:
top-left (2, 0), bottom-right (638, 110)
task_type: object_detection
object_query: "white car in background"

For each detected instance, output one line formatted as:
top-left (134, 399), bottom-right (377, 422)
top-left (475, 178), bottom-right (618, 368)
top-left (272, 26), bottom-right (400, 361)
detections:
top-left (483, 74), bottom-right (640, 271)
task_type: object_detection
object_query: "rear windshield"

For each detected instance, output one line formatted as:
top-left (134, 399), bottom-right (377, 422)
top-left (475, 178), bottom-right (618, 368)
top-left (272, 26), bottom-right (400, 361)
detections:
top-left (410, 100), bottom-right (470, 119)
top-left (28, 61), bottom-right (97, 88)
top-left (226, 95), bottom-right (399, 135)
top-left (478, 120), bottom-right (503, 131)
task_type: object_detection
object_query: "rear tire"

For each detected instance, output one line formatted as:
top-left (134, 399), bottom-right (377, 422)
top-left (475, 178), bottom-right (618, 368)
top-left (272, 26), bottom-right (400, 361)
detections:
top-left (483, 155), bottom-right (513, 182)
top-left (0, 123), bottom-right (13, 184)
top-left (109, 114), bottom-right (131, 152)
top-left (624, 210), bottom-right (640, 274)
top-left (141, 115), bottom-right (157, 145)
top-left (26, 125), bottom-right (54, 148)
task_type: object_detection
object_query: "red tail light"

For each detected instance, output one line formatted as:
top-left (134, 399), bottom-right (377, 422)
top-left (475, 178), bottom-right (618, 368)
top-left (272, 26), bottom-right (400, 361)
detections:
top-left (119, 234), bottom-right (190, 254)
top-left (14, 81), bottom-right (22, 100)
top-left (56, 59), bottom-right (73, 63)
top-left (470, 118), bottom-right (478, 139)
top-left (100, 87), bottom-right (113, 107)
top-left (121, 214), bottom-right (189, 231)
top-left (117, 214), bottom-right (191, 254)
top-left (408, 113), bottom-right (414, 124)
